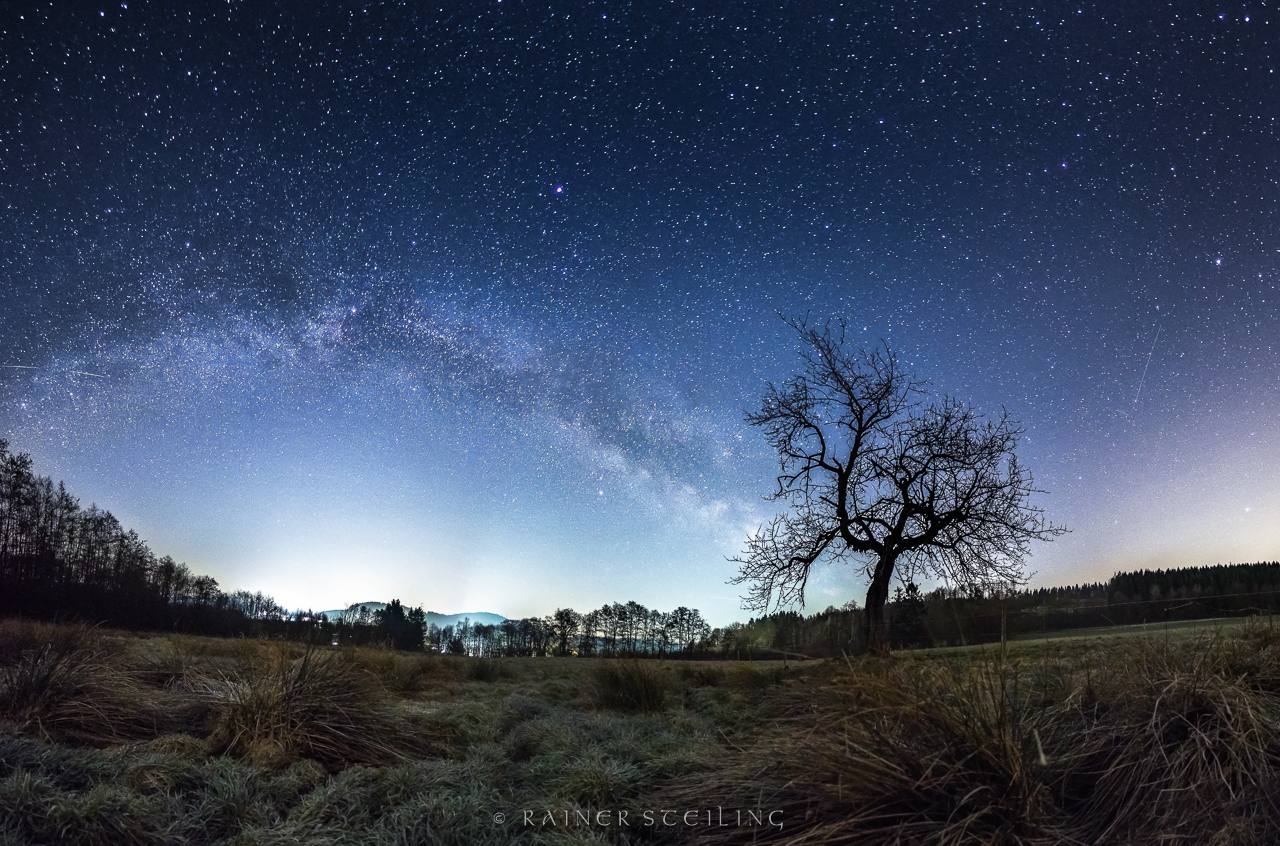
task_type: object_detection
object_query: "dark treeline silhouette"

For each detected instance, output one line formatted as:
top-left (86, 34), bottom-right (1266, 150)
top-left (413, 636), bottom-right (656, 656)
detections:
top-left (9, 440), bottom-right (1276, 656)
top-left (0, 441), bottom-right (717, 656)
top-left (0, 439), bottom-right (425, 646)
top-left (732, 563), bottom-right (1280, 655)
top-left (426, 603), bottom-right (716, 658)
top-left (2, 439), bottom-right (232, 633)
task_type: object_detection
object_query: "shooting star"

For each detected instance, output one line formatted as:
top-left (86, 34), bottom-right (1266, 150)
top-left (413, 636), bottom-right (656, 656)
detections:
top-left (1134, 325), bottom-right (1161, 403)
top-left (1, 365), bottom-right (106, 378)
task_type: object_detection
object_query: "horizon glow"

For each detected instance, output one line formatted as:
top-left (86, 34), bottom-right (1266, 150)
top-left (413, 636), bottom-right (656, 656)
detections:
top-left (1, 3), bottom-right (1277, 627)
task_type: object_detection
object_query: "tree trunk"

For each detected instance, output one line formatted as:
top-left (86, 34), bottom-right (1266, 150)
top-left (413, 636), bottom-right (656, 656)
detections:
top-left (863, 555), bottom-right (896, 654)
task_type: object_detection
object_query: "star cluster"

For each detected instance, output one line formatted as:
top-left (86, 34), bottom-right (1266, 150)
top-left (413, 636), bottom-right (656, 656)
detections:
top-left (1, 2), bottom-right (1277, 622)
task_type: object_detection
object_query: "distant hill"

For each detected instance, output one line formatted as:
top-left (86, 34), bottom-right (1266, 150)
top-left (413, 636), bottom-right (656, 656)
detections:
top-left (316, 601), bottom-right (388, 621)
top-left (316, 602), bottom-right (505, 628)
top-left (423, 611), bottom-right (507, 628)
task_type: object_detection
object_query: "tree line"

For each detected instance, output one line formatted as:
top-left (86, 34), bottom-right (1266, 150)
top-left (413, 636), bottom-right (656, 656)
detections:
top-left (0, 439), bottom-right (241, 633)
top-left (0, 437), bottom-right (425, 645)
top-left (730, 562), bottom-right (1280, 655)
top-left (423, 603), bottom-right (714, 657)
top-left (8, 438), bottom-right (1274, 657)
top-left (0, 440), bottom-right (716, 656)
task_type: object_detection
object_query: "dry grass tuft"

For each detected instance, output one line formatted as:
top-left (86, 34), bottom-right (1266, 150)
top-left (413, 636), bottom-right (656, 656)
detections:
top-left (590, 659), bottom-right (669, 712)
top-left (462, 656), bottom-right (512, 682)
top-left (343, 646), bottom-right (441, 695)
top-left (1065, 635), bottom-right (1280, 845)
top-left (203, 644), bottom-right (423, 769)
top-left (0, 623), bottom-right (168, 745)
top-left (671, 658), bottom-right (1058, 845)
top-left (0, 618), bottom-right (85, 662)
top-left (726, 662), bottom-right (788, 690)
top-left (678, 663), bottom-right (727, 688)
top-left (666, 632), bottom-right (1280, 845)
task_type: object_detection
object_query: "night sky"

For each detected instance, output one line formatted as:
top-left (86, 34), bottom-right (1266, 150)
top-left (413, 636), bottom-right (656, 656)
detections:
top-left (2, 1), bottom-right (1277, 625)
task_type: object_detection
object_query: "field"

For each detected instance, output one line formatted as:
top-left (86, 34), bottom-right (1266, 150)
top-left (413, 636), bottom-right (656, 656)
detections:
top-left (4, 619), bottom-right (1280, 844)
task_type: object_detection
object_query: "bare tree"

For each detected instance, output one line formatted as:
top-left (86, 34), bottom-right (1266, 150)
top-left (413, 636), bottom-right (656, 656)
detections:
top-left (732, 319), bottom-right (1066, 652)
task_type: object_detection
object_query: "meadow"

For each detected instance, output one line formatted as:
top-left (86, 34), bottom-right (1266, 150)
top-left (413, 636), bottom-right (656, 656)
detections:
top-left (3, 618), bottom-right (1280, 844)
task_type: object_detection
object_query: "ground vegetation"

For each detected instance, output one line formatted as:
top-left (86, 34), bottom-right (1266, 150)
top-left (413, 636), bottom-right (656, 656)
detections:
top-left (3, 618), bottom-right (1280, 843)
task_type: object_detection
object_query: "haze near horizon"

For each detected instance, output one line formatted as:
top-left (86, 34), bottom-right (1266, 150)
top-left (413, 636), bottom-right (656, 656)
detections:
top-left (2, 2), bottom-right (1277, 626)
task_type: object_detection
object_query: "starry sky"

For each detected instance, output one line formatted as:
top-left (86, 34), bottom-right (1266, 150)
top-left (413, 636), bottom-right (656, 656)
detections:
top-left (2, 1), bottom-right (1278, 625)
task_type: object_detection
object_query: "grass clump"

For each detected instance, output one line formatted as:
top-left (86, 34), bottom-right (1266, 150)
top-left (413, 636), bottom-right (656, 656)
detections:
top-left (0, 623), bottom-right (166, 745)
top-left (725, 662), bottom-right (788, 690)
top-left (666, 633), bottom-right (1280, 845)
top-left (677, 663), bottom-right (726, 688)
top-left (204, 645), bottom-right (420, 769)
top-left (1064, 635), bottom-right (1280, 845)
top-left (343, 647), bottom-right (439, 695)
top-left (667, 658), bottom-right (1058, 845)
top-left (463, 655), bottom-right (512, 682)
top-left (590, 660), bottom-right (669, 712)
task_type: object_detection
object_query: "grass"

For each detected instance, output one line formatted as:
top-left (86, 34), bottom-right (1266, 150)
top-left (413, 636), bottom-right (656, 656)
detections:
top-left (590, 659), bottom-right (671, 712)
top-left (1008, 614), bottom-right (1253, 644)
top-left (7, 619), bottom-right (1280, 843)
top-left (202, 644), bottom-right (426, 769)
top-left (0, 621), bottom-right (177, 745)
top-left (657, 618), bottom-right (1280, 845)
top-left (1061, 630), bottom-right (1280, 844)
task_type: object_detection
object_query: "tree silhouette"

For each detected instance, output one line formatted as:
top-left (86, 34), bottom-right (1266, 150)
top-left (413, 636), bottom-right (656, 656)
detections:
top-left (732, 319), bottom-right (1066, 652)
top-left (374, 599), bottom-right (426, 650)
top-left (551, 607), bottom-right (581, 655)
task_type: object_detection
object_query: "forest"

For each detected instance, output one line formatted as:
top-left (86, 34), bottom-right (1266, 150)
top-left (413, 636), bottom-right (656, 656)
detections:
top-left (731, 563), bottom-right (1280, 656)
top-left (0, 440), bottom-right (716, 656)
top-left (4, 439), bottom-right (1277, 656)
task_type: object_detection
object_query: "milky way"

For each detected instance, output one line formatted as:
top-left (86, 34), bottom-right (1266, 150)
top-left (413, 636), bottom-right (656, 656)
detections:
top-left (2, 3), bottom-right (1277, 623)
